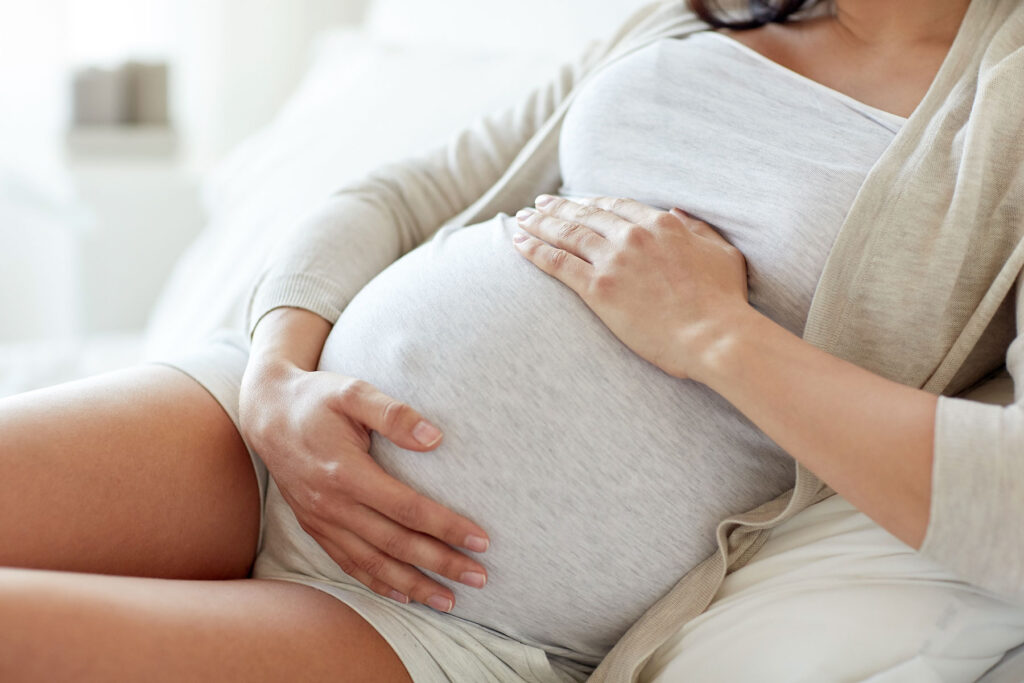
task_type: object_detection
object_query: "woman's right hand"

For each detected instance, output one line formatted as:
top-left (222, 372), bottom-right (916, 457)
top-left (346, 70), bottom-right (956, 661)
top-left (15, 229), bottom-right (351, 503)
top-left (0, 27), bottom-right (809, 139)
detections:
top-left (239, 308), bottom-right (490, 612)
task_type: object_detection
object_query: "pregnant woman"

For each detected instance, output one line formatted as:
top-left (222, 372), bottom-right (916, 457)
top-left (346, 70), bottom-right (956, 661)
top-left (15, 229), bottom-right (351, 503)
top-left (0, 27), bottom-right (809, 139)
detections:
top-left (2, 0), bottom-right (1023, 681)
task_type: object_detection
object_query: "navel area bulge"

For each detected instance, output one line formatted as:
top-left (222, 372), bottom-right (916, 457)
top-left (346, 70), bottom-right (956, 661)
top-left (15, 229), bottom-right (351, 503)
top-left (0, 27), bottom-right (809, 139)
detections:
top-left (295, 207), bottom-right (795, 662)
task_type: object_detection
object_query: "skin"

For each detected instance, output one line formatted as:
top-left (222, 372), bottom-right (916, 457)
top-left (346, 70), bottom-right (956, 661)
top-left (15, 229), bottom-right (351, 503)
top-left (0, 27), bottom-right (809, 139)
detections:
top-left (0, 365), bottom-right (412, 682)
top-left (0, 0), bottom-right (971, 679)
top-left (719, 0), bottom-right (971, 119)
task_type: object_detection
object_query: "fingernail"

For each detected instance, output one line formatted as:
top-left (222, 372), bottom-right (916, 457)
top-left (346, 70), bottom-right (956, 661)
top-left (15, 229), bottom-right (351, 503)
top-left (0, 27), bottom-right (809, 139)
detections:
top-left (516, 208), bottom-right (534, 220)
top-left (464, 534), bottom-right (489, 552)
top-left (535, 194), bottom-right (555, 208)
top-left (427, 595), bottom-right (453, 612)
top-left (512, 232), bottom-right (528, 243)
top-left (671, 207), bottom-right (687, 216)
top-left (388, 590), bottom-right (409, 604)
top-left (413, 420), bottom-right (442, 446)
top-left (460, 571), bottom-right (487, 588)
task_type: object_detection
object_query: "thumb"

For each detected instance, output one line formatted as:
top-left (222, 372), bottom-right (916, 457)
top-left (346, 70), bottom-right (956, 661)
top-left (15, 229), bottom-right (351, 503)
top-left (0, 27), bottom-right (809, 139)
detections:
top-left (339, 381), bottom-right (444, 451)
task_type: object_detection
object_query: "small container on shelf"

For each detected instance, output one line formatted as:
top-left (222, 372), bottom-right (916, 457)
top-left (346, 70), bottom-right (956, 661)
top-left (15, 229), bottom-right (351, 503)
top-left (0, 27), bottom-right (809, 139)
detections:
top-left (66, 60), bottom-right (176, 160)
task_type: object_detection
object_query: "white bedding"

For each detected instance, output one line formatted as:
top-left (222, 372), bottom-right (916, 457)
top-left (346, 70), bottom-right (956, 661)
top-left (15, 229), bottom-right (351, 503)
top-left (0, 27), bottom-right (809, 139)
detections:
top-left (0, 333), bottom-right (144, 399)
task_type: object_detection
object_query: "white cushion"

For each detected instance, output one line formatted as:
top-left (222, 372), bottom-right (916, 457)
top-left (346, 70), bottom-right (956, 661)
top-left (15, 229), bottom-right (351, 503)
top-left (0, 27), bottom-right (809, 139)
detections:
top-left (639, 367), bottom-right (1019, 682)
top-left (640, 493), bottom-right (1024, 683)
top-left (144, 28), bottom-right (577, 357)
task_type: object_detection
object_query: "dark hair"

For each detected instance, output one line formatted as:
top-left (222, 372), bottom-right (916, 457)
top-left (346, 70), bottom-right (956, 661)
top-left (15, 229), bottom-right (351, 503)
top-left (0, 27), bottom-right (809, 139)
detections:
top-left (688, 0), bottom-right (828, 29)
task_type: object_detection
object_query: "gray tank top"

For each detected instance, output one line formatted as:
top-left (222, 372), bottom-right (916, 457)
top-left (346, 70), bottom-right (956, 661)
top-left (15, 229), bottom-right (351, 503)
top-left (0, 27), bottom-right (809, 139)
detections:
top-left (311, 30), bottom-right (905, 672)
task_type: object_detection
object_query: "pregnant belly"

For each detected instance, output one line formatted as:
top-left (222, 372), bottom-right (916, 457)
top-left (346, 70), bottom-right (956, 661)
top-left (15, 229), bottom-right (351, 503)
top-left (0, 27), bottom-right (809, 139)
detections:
top-left (296, 210), bottom-right (793, 664)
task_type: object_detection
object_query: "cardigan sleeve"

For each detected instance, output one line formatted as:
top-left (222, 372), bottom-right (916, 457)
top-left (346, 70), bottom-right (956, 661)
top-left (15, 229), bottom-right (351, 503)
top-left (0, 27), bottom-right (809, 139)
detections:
top-left (919, 269), bottom-right (1024, 605)
top-left (242, 38), bottom-right (612, 340)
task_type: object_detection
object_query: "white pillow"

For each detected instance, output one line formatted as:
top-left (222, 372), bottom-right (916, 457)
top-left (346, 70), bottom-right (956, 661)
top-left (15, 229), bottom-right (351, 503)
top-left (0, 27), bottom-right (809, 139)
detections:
top-left (640, 492), bottom-right (1024, 682)
top-left (363, 0), bottom-right (653, 56)
top-left (639, 367), bottom-right (1021, 682)
top-left (144, 28), bottom-right (575, 358)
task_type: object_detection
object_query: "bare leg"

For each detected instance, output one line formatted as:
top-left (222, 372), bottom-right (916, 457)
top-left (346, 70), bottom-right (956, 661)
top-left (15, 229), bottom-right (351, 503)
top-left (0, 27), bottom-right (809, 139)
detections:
top-left (0, 366), bottom-right (413, 680)
top-left (0, 567), bottom-right (412, 682)
top-left (0, 364), bottom-right (259, 579)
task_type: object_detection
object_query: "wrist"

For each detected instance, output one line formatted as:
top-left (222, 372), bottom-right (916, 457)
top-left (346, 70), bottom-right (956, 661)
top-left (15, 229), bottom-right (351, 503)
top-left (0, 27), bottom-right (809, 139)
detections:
top-left (248, 307), bottom-right (332, 373)
top-left (242, 352), bottom-right (302, 388)
top-left (238, 355), bottom-right (304, 440)
top-left (679, 305), bottom-right (766, 387)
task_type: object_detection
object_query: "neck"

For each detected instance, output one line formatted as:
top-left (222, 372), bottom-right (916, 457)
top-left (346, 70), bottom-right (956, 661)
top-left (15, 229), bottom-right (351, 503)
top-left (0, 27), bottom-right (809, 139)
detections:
top-left (830, 0), bottom-right (972, 49)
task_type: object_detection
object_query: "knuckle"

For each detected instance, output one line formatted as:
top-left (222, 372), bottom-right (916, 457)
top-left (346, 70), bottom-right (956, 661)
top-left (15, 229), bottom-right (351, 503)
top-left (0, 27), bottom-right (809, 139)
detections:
top-left (380, 531), bottom-right (408, 559)
top-left (591, 272), bottom-right (618, 296)
top-left (334, 554), bottom-right (359, 576)
top-left (573, 204), bottom-right (599, 221)
top-left (321, 462), bottom-right (349, 493)
top-left (379, 397), bottom-right (407, 433)
top-left (556, 221), bottom-right (583, 243)
top-left (335, 378), bottom-right (366, 410)
top-left (653, 212), bottom-right (678, 230)
top-left (356, 550), bottom-right (389, 578)
top-left (302, 488), bottom-right (327, 517)
top-left (392, 498), bottom-right (424, 528)
top-left (547, 248), bottom-right (569, 269)
top-left (623, 225), bottom-right (649, 247)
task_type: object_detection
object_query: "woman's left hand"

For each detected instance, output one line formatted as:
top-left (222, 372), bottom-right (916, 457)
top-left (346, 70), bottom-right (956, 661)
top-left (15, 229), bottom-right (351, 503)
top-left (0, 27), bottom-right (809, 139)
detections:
top-left (512, 195), bottom-right (753, 382)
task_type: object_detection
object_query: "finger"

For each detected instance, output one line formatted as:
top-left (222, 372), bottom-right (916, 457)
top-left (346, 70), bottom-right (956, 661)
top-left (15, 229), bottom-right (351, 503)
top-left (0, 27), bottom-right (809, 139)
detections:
top-left (578, 195), bottom-right (664, 227)
top-left (278, 485), bottom-right (414, 606)
top-left (330, 378), bottom-right (445, 452)
top-left (326, 526), bottom-right (459, 612)
top-left (511, 231), bottom-right (592, 296)
top-left (343, 502), bottom-right (488, 589)
top-left (515, 207), bottom-right (604, 263)
top-left (522, 197), bottom-right (623, 254)
top-left (349, 459), bottom-right (491, 555)
top-left (332, 548), bottom-right (411, 605)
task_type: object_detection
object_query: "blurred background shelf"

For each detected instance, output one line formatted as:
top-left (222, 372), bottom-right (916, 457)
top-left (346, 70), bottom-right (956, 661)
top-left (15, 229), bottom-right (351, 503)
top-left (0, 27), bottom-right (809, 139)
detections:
top-left (64, 125), bottom-right (178, 159)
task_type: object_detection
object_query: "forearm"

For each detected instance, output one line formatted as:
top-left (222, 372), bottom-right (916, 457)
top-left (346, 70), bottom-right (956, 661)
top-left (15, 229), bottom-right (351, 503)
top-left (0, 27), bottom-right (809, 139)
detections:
top-left (690, 307), bottom-right (939, 549)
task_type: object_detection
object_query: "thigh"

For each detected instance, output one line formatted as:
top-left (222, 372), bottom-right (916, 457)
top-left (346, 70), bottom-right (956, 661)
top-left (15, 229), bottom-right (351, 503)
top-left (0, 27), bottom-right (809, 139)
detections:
top-left (0, 567), bottom-right (412, 683)
top-left (0, 364), bottom-right (259, 579)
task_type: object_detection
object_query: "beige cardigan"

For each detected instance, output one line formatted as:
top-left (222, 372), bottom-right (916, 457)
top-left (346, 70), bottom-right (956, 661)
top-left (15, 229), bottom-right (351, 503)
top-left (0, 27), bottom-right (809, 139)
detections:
top-left (245, 0), bottom-right (1024, 679)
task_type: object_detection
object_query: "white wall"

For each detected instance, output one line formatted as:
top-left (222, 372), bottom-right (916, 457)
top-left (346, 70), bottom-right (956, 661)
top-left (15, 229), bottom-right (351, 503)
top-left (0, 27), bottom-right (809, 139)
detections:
top-left (0, 0), bottom-right (371, 177)
top-left (175, 0), bottom-right (371, 170)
